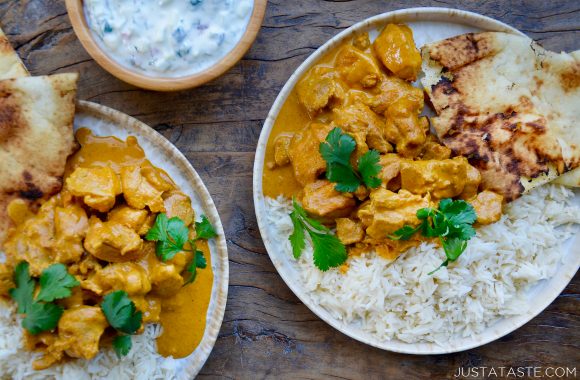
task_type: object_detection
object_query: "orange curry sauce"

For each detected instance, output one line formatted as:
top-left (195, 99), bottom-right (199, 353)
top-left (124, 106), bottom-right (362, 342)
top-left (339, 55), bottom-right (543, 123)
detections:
top-left (69, 128), bottom-right (213, 358)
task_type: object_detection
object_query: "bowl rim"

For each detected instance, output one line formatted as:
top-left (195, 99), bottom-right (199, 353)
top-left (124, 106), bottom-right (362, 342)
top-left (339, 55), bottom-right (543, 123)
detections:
top-left (252, 7), bottom-right (580, 355)
top-left (65, 0), bottom-right (267, 91)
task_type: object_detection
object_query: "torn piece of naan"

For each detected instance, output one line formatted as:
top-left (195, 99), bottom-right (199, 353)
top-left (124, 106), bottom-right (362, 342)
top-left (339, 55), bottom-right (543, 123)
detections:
top-left (0, 74), bottom-right (79, 243)
top-left (421, 32), bottom-right (580, 201)
top-left (0, 26), bottom-right (28, 80)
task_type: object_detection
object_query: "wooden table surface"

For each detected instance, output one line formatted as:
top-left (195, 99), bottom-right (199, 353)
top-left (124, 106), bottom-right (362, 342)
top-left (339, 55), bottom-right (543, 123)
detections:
top-left (1, 1), bottom-right (578, 379)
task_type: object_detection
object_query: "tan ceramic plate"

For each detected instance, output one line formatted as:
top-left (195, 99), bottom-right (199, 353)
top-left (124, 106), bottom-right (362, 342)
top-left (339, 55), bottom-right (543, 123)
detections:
top-left (76, 101), bottom-right (228, 377)
top-left (66, 0), bottom-right (267, 91)
top-left (253, 8), bottom-right (580, 354)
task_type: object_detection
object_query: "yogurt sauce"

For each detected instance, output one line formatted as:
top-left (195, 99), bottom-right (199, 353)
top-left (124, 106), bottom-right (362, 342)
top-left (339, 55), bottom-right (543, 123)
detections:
top-left (84, 0), bottom-right (254, 77)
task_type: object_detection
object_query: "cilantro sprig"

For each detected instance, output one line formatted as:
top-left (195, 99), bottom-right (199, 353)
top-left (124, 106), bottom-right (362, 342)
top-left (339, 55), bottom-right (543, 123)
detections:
top-left (9, 262), bottom-right (79, 335)
top-left (101, 290), bottom-right (142, 358)
top-left (320, 127), bottom-right (382, 192)
top-left (289, 199), bottom-right (347, 271)
top-left (145, 213), bottom-right (217, 284)
top-left (390, 199), bottom-right (477, 274)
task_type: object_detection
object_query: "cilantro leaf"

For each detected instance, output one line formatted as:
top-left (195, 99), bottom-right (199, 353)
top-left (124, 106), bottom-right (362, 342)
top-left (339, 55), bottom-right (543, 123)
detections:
top-left (146, 213), bottom-right (190, 261)
top-left (358, 150), bottom-right (382, 189)
top-left (320, 127), bottom-right (356, 167)
top-left (22, 301), bottom-right (63, 335)
top-left (146, 213), bottom-right (217, 262)
top-left (167, 217), bottom-right (189, 249)
top-left (327, 163), bottom-right (360, 192)
top-left (441, 237), bottom-right (467, 262)
top-left (101, 291), bottom-right (142, 335)
top-left (9, 262), bottom-right (35, 314)
top-left (320, 128), bottom-right (361, 193)
top-left (288, 199), bottom-right (347, 271)
top-left (145, 213), bottom-right (168, 241)
top-left (195, 250), bottom-right (207, 269)
top-left (391, 199), bottom-right (478, 274)
top-left (113, 335), bottom-right (132, 358)
top-left (320, 128), bottom-right (383, 193)
top-left (183, 250), bottom-right (207, 285)
top-left (36, 264), bottom-right (80, 303)
top-left (440, 199), bottom-right (477, 227)
top-left (289, 211), bottom-right (306, 259)
top-left (308, 231), bottom-right (347, 271)
top-left (195, 215), bottom-right (218, 240)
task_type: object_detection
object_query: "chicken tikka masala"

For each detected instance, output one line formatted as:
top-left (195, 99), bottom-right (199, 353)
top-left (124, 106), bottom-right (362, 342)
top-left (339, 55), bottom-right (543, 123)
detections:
top-left (0, 128), bottom-right (217, 369)
top-left (263, 24), bottom-right (505, 271)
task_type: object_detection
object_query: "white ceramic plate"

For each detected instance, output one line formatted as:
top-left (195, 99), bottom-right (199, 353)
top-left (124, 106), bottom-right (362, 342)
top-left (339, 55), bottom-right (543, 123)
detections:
top-left (253, 7), bottom-right (580, 354)
top-left (75, 101), bottom-right (229, 378)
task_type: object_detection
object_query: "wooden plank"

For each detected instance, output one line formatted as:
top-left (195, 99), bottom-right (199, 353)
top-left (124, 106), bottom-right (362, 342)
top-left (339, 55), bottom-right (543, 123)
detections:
top-left (0, 0), bottom-right (578, 378)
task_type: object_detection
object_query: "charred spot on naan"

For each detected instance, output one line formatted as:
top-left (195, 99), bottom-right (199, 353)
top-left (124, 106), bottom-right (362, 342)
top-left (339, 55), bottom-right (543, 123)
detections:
top-left (560, 61), bottom-right (580, 92)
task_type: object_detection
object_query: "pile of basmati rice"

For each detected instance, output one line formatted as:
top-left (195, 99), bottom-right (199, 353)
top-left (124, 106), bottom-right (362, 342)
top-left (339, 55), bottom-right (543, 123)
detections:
top-left (265, 184), bottom-right (580, 344)
top-left (0, 301), bottom-right (180, 379)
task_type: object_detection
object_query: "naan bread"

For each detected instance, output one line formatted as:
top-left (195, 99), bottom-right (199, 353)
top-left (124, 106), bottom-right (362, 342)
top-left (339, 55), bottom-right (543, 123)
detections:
top-left (421, 32), bottom-right (580, 201)
top-left (0, 74), bottom-right (79, 243)
top-left (0, 26), bottom-right (28, 80)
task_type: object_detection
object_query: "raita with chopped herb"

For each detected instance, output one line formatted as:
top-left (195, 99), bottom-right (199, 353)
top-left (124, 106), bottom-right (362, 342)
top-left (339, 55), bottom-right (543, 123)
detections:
top-left (83, 0), bottom-right (254, 77)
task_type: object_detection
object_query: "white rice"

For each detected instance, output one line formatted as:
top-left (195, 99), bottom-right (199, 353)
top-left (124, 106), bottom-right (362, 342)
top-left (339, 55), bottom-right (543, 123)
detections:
top-left (265, 184), bottom-right (580, 344)
top-left (0, 301), bottom-right (180, 379)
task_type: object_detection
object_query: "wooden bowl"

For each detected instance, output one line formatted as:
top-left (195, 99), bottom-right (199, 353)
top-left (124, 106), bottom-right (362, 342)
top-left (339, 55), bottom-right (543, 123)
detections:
top-left (65, 0), bottom-right (267, 91)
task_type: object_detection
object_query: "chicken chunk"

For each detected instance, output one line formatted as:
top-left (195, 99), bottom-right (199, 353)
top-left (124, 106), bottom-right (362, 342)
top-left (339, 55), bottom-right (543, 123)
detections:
top-left (121, 165), bottom-right (172, 213)
top-left (273, 135), bottom-right (292, 167)
top-left (301, 180), bottom-right (356, 219)
top-left (378, 154), bottom-right (403, 189)
top-left (163, 190), bottom-right (194, 226)
top-left (383, 97), bottom-right (426, 158)
top-left (27, 332), bottom-right (62, 370)
top-left (336, 218), bottom-right (364, 245)
top-left (66, 166), bottom-right (121, 212)
top-left (2, 197), bottom-right (58, 276)
top-left (400, 157), bottom-right (470, 199)
top-left (84, 217), bottom-right (145, 262)
top-left (421, 134), bottom-right (451, 160)
top-left (288, 123), bottom-right (333, 186)
top-left (52, 204), bottom-right (88, 264)
top-left (333, 103), bottom-right (392, 154)
top-left (460, 164), bottom-right (482, 200)
top-left (372, 24), bottom-right (422, 81)
top-left (471, 190), bottom-right (504, 225)
top-left (371, 75), bottom-right (424, 115)
top-left (108, 205), bottom-right (150, 232)
top-left (335, 45), bottom-right (381, 88)
top-left (143, 250), bottom-right (185, 296)
top-left (56, 306), bottom-right (108, 360)
top-left (358, 188), bottom-right (430, 238)
top-left (296, 66), bottom-right (345, 114)
top-left (82, 262), bottom-right (151, 296)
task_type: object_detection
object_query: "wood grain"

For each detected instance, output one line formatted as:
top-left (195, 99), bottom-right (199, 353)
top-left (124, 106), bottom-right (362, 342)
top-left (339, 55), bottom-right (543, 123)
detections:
top-left (1, 0), bottom-right (578, 379)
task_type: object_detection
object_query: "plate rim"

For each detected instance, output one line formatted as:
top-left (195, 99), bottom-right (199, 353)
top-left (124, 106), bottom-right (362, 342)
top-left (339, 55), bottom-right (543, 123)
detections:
top-left (76, 100), bottom-right (229, 376)
top-left (252, 7), bottom-right (579, 355)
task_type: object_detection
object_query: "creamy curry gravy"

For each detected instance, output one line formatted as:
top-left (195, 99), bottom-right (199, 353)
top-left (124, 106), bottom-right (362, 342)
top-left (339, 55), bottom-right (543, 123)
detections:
top-left (70, 128), bottom-right (213, 359)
